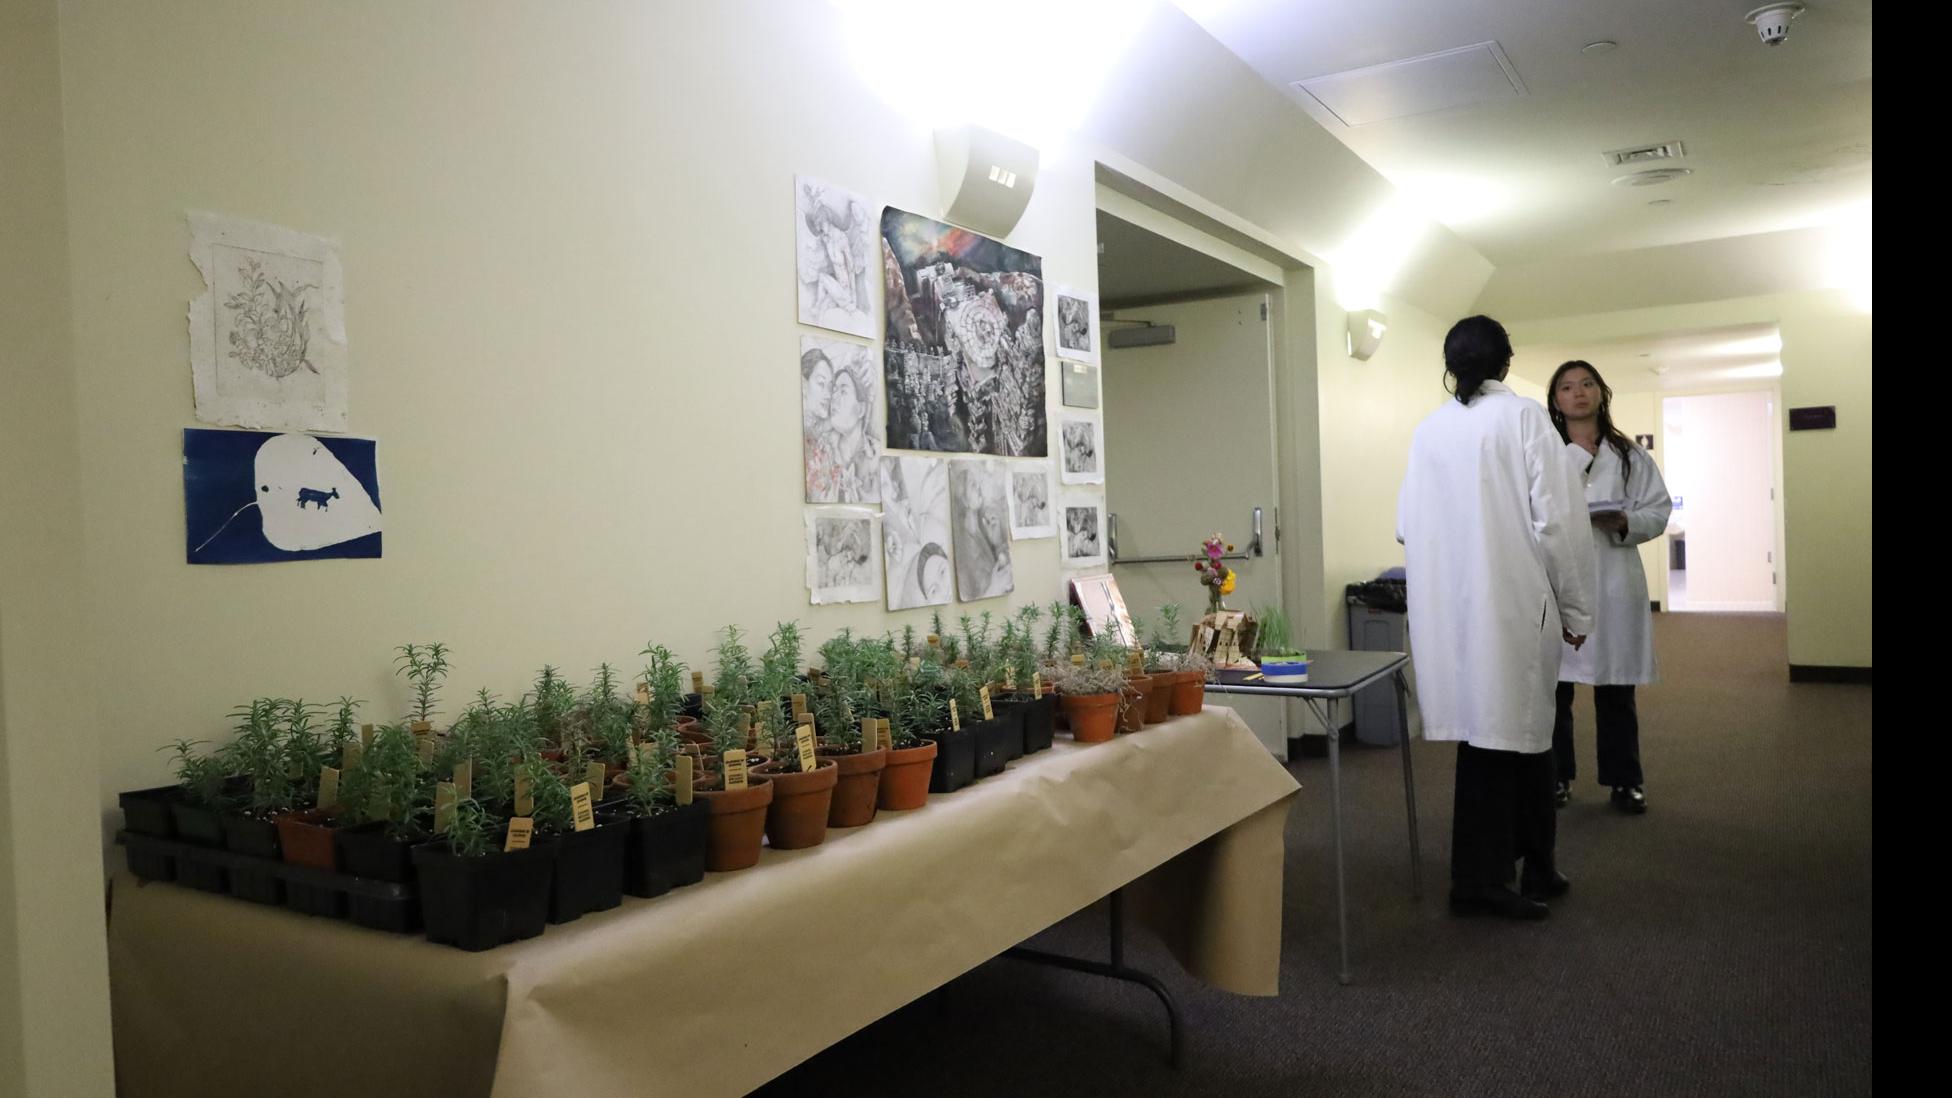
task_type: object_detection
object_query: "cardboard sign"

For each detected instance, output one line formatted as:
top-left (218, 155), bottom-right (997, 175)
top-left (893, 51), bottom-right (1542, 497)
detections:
top-left (584, 761), bottom-right (606, 793)
top-left (504, 817), bottom-right (534, 851)
top-left (433, 782), bottom-right (457, 834)
top-left (570, 782), bottom-right (596, 832)
top-left (515, 772), bottom-right (534, 817)
top-left (677, 755), bottom-right (695, 805)
top-left (452, 759), bottom-right (473, 800)
top-left (950, 700), bottom-right (961, 731)
top-left (317, 767), bottom-right (340, 811)
top-left (340, 740), bottom-right (364, 771)
top-left (722, 749), bottom-right (749, 790)
top-left (795, 726), bottom-right (817, 773)
top-left (360, 723), bottom-right (375, 748)
top-left (980, 686), bottom-right (994, 721)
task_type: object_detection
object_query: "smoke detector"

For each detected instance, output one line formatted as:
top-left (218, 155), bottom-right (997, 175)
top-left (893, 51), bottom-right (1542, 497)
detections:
top-left (1747, 4), bottom-right (1805, 46)
top-left (1612, 168), bottom-right (1693, 187)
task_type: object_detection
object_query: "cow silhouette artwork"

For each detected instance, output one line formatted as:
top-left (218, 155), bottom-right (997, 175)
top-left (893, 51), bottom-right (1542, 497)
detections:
top-left (296, 486), bottom-right (340, 511)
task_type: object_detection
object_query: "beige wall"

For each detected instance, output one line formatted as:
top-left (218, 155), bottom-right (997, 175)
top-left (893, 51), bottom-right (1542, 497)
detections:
top-left (0, 0), bottom-right (118, 1092)
top-left (1512, 290), bottom-right (1871, 668)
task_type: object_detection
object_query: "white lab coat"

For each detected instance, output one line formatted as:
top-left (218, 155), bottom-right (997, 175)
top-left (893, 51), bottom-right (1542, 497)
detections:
top-left (1559, 439), bottom-right (1672, 685)
top-left (1396, 380), bottom-right (1598, 753)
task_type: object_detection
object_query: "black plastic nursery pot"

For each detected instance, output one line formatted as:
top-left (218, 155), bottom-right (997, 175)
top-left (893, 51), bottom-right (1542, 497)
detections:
top-left (989, 701), bottom-right (1027, 762)
top-left (284, 879), bottom-right (348, 919)
top-left (1013, 693), bottom-right (1058, 754)
top-left (221, 813), bottom-right (285, 906)
top-left (971, 712), bottom-right (1019, 779)
top-left (919, 728), bottom-right (976, 794)
top-left (119, 786), bottom-right (181, 839)
top-left (412, 836), bottom-right (558, 952)
top-left (169, 801), bottom-right (227, 848)
top-left (547, 816), bottom-right (630, 925)
top-left (622, 800), bottom-right (709, 900)
top-left (171, 845), bottom-right (229, 893)
top-left (336, 821), bottom-right (425, 884)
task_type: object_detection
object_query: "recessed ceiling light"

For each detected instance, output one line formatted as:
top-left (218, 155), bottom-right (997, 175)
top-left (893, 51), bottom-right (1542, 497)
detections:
top-left (1648, 199), bottom-right (1674, 206)
top-left (1582, 41), bottom-right (1619, 55)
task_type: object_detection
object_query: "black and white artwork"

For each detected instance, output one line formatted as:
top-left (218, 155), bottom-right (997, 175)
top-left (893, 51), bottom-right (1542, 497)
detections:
top-left (1009, 465), bottom-right (1055, 540)
top-left (880, 207), bottom-right (1047, 457)
top-left (1061, 494), bottom-right (1107, 569)
top-left (183, 428), bottom-right (380, 564)
top-left (802, 335), bottom-right (882, 504)
top-left (1054, 288), bottom-right (1099, 365)
top-left (949, 459), bottom-right (1015, 602)
top-left (805, 507), bottom-right (882, 605)
top-left (189, 212), bottom-right (348, 433)
top-left (1060, 359), bottom-right (1100, 409)
top-left (879, 455), bottom-right (953, 611)
top-left (796, 175), bottom-right (876, 340)
top-left (1060, 416), bottom-right (1103, 485)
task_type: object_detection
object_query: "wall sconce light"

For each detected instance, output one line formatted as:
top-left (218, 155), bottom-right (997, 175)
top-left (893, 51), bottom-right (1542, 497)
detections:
top-left (1346, 309), bottom-right (1388, 360)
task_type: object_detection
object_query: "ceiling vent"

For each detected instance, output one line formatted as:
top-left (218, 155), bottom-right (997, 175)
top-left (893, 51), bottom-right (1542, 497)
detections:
top-left (1612, 168), bottom-right (1694, 187)
top-left (1603, 141), bottom-right (1686, 168)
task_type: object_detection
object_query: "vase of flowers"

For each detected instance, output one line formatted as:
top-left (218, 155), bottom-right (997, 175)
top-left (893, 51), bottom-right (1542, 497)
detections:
top-left (1193, 533), bottom-right (1237, 614)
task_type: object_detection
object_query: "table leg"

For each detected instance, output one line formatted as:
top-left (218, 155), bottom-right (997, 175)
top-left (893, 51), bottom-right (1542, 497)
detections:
top-left (1394, 670), bottom-right (1423, 900)
top-left (1004, 890), bottom-right (1183, 1067)
top-left (1306, 699), bottom-right (1351, 986)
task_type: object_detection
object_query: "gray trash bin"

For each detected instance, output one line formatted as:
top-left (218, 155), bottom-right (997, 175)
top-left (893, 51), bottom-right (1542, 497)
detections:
top-left (1346, 578), bottom-right (1407, 746)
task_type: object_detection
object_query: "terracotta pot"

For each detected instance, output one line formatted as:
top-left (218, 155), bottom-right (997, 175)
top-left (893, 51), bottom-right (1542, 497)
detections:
top-left (1144, 673), bottom-right (1175, 723)
top-left (1061, 693), bottom-right (1120, 743)
top-left (274, 808), bottom-right (341, 872)
top-left (676, 715), bottom-right (702, 734)
top-left (1120, 675), bottom-right (1157, 733)
top-left (1169, 671), bottom-right (1206, 716)
top-left (877, 740), bottom-right (939, 810)
top-left (697, 776), bottom-right (774, 872)
top-left (678, 727), bottom-right (711, 747)
top-left (752, 758), bottom-right (838, 850)
top-left (818, 747), bottom-right (889, 828)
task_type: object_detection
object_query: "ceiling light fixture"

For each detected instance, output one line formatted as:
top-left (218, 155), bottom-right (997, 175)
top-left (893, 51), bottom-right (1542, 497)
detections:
top-left (1612, 168), bottom-right (1693, 187)
top-left (1581, 40), bottom-right (1619, 55)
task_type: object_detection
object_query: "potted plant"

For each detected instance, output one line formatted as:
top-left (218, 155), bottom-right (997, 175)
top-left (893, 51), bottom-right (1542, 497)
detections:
top-left (609, 732), bottom-right (713, 899)
top-left (1252, 605), bottom-right (1310, 683)
top-left (1132, 617), bottom-right (1177, 725)
top-left (1056, 654), bottom-right (1126, 744)
top-left (949, 663), bottom-right (1015, 779)
top-left (694, 764), bottom-right (773, 872)
top-left (218, 697), bottom-right (299, 905)
top-left (992, 606), bottom-right (1057, 754)
top-left (412, 796), bottom-right (557, 952)
top-left (749, 623), bottom-right (839, 850)
top-left (904, 659), bottom-right (973, 793)
top-left (811, 631), bottom-right (890, 828)
top-left (394, 642), bottom-right (451, 737)
top-left (1151, 604), bottom-right (1213, 715)
top-left (335, 722), bottom-right (434, 885)
top-left (516, 755), bottom-right (628, 925)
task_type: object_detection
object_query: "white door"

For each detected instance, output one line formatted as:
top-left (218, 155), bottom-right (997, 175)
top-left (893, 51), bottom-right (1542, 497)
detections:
top-left (1100, 291), bottom-right (1288, 754)
top-left (1663, 391), bottom-right (1778, 612)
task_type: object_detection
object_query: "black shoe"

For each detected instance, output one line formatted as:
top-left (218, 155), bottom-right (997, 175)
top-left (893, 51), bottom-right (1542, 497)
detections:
top-left (1448, 885), bottom-right (1550, 921)
top-left (1521, 868), bottom-right (1571, 901)
top-left (1553, 781), bottom-right (1570, 809)
top-left (1611, 786), bottom-right (1647, 815)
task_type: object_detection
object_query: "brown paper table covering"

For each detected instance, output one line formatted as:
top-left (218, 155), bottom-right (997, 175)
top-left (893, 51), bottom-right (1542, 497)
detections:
top-left (109, 706), bottom-right (1301, 1098)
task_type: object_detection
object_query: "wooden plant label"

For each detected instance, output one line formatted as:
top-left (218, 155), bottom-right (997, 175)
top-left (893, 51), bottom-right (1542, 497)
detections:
top-left (692, 672), bottom-right (706, 693)
top-left (410, 720), bottom-right (433, 735)
top-left (1005, 668), bottom-right (1017, 690)
top-left (953, 659), bottom-right (970, 670)
top-left (722, 749), bottom-right (749, 790)
top-left (797, 711), bottom-right (816, 729)
top-left (949, 700), bottom-right (961, 732)
top-left (417, 737), bottom-right (437, 766)
top-left (584, 761), bottom-right (606, 793)
top-left (861, 718), bottom-right (876, 747)
top-left (452, 760), bottom-right (473, 801)
top-left (515, 773), bottom-right (534, 817)
top-left (360, 723), bottom-right (375, 748)
top-left (570, 783), bottom-right (596, 832)
top-left (1071, 654), bottom-right (1086, 666)
top-left (791, 693), bottom-right (808, 717)
top-left (880, 719), bottom-right (894, 751)
top-left (340, 740), bottom-right (364, 771)
top-left (676, 755), bottom-right (695, 805)
top-left (980, 686), bottom-right (994, 721)
top-left (317, 767), bottom-right (340, 811)
top-left (637, 683), bottom-right (651, 704)
top-left (795, 726), bottom-right (817, 772)
top-left (701, 683), bottom-right (717, 700)
top-left (1033, 672), bottom-right (1044, 698)
top-left (927, 634), bottom-right (940, 648)
top-left (504, 817), bottom-right (534, 852)
top-left (907, 656), bottom-right (922, 671)
top-left (433, 782), bottom-right (457, 835)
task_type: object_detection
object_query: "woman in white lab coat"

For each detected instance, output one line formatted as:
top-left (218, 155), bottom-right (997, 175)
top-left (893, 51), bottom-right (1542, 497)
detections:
top-left (1398, 317), bottom-right (1598, 921)
top-left (1547, 361), bottom-right (1673, 815)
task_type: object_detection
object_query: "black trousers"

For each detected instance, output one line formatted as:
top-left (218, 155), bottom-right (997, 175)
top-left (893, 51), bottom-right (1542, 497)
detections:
top-left (1553, 683), bottom-right (1644, 788)
top-left (1450, 743), bottom-right (1556, 892)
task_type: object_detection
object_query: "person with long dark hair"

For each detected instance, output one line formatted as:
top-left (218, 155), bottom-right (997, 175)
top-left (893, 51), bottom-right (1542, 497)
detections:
top-left (1546, 360), bottom-right (1673, 814)
top-left (1398, 316), bottom-right (1598, 920)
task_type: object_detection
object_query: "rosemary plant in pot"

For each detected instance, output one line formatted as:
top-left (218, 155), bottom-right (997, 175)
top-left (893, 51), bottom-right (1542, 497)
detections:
top-left (411, 796), bottom-right (557, 952)
top-left (750, 622), bottom-right (839, 850)
top-left (1056, 650), bottom-right (1126, 744)
top-left (811, 631), bottom-right (891, 828)
top-left (609, 733), bottom-right (712, 898)
top-left (518, 755), bottom-right (628, 925)
top-left (904, 658), bottom-right (973, 794)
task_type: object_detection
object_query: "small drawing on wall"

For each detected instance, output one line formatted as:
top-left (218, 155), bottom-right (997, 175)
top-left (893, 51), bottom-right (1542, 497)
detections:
top-left (802, 335), bottom-right (882, 504)
top-left (188, 212), bottom-right (347, 433)
top-left (879, 454), bottom-right (953, 612)
top-left (805, 507), bottom-right (882, 605)
top-left (1053, 288), bottom-right (1099, 365)
top-left (1009, 465), bottom-right (1055, 540)
top-left (796, 175), bottom-right (877, 340)
top-left (183, 427), bottom-right (380, 564)
top-left (949, 459), bottom-right (1015, 602)
top-left (1060, 416), bottom-right (1103, 485)
top-left (1061, 494), bottom-right (1107, 569)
